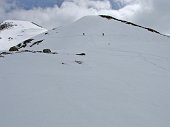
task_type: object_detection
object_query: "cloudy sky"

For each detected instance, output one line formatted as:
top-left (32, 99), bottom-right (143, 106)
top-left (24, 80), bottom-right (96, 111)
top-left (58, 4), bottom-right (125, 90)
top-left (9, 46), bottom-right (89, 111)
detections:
top-left (0, 0), bottom-right (169, 34)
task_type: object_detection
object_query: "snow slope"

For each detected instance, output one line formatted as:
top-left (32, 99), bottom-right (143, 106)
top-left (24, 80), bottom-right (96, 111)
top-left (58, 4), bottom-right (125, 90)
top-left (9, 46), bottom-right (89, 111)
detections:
top-left (0, 20), bottom-right (47, 50)
top-left (0, 16), bottom-right (170, 127)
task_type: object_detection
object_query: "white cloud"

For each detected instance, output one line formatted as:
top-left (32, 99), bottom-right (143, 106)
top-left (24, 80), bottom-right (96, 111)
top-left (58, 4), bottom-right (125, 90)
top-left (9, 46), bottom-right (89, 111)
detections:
top-left (0, 0), bottom-right (146, 29)
top-left (134, 0), bottom-right (170, 34)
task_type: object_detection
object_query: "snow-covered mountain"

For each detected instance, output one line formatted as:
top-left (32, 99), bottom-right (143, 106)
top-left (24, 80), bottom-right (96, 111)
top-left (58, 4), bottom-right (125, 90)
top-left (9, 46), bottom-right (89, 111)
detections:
top-left (0, 20), bottom-right (47, 50)
top-left (0, 15), bottom-right (170, 127)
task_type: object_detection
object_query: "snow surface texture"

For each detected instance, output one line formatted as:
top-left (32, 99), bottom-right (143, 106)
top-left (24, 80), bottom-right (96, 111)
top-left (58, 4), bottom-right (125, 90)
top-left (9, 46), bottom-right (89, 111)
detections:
top-left (0, 16), bottom-right (170, 127)
top-left (0, 20), bottom-right (47, 50)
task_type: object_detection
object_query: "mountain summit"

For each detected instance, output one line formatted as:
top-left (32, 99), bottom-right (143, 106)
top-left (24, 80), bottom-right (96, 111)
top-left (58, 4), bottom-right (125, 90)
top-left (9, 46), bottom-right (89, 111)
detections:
top-left (0, 15), bottom-right (170, 127)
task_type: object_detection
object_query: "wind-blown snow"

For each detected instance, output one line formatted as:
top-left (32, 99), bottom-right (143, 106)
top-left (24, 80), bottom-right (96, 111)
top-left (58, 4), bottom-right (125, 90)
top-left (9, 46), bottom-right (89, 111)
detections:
top-left (0, 16), bottom-right (170, 127)
top-left (0, 20), bottom-right (47, 50)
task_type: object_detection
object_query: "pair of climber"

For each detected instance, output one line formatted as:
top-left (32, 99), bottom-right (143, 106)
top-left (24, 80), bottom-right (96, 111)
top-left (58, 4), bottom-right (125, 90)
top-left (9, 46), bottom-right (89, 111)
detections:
top-left (82, 33), bottom-right (105, 36)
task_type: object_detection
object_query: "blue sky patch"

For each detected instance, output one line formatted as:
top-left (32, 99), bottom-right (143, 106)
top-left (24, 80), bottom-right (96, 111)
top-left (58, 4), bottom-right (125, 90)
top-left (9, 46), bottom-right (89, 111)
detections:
top-left (15, 0), bottom-right (125, 10)
top-left (16, 0), bottom-right (64, 9)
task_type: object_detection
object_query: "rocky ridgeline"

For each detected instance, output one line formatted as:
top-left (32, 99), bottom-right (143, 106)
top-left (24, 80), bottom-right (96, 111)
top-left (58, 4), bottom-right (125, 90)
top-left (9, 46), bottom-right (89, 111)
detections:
top-left (1, 48), bottom-right (86, 59)
top-left (0, 49), bottom-right (58, 58)
top-left (8, 38), bottom-right (45, 51)
top-left (0, 49), bottom-right (86, 65)
top-left (99, 15), bottom-right (170, 37)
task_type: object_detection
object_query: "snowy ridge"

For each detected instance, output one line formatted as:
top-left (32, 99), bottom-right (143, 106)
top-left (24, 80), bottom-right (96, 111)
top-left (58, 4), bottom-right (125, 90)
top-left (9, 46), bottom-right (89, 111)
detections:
top-left (0, 15), bottom-right (170, 127)
top-left (0, 20), bottom-right (47, 50)
top-left (100, 15), bottom-right (170, 37)
top-left (9, 15), bottom-right (170, 52)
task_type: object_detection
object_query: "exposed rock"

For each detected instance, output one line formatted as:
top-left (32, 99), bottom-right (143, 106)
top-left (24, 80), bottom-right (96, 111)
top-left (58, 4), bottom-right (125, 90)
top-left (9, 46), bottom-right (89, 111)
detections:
top-left (43, 49), bottom-right (51, 53)
top-left (52, 28), bottom-right (57, 30)
top-left (51, 52), bottom-right (58, 54)
top-left (8, 37), bottom-right (13, 40)
top-left (31, 22), bottom-right (43, 28)
top-left (0, 22), bottom-right (14, 31)
top-left (30, 40), bottom-right (44, 47)
top-left (36, 51), bottom-right (43, 53)
top-left (76, 53), bottom-right (86, 56)
top-left (23, 39), bottom-right (34, 45)
top-left (147, 28), bottom-right (160, 34)
top-left (16, 39), bottom-right (34, 49)
top-left (9, 46), bottom-right (18, 51)
top-left (75, 60), bottom-right (83, 64)
top-left (0, 52), bottom-right (12, 55)
top-left (99, 15), bottom-right (167, 37)
top-left (99, 15), bottom-right (113, 20)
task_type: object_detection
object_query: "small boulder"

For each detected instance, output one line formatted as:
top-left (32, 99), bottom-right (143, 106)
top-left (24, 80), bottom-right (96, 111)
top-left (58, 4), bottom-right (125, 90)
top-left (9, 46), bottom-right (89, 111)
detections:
top-left (76, 53), bottom-right (86, 56)
top-left (43, 49), bottom-right (51, 53)
top-left (9, 46), bottom-right (18, 51)
top-left (8, 37), bottom-right (13, 40)
top-left (75, 60), bottom-right (83, 64)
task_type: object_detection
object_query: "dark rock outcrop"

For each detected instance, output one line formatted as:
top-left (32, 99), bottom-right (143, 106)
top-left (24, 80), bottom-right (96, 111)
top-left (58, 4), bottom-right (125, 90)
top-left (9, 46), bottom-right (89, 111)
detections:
top-left (9, 46), bottom-right (18, 51)
top-left (76, 53), bottom-right (86, 56)
top-left (0, 22), bottom-right (14, 31)
top-left (75, 60), bottom-right (83, 64)
top-left (43, 49), bottom-right (51, 53)
top-left (30, 40), bottom-right (44, 47)
top-left (99, 15), bottom-right (169, 37)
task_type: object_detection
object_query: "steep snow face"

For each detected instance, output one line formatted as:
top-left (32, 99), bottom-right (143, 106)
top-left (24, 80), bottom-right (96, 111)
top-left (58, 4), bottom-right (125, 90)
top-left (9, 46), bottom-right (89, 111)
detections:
top-left (21, 16), bottom-right (170, 53)
top-left (0, 20), bottom-right (47, 50)
top-left (0, 16), bottom-right (170, 127)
